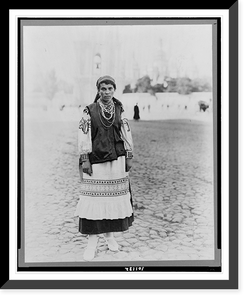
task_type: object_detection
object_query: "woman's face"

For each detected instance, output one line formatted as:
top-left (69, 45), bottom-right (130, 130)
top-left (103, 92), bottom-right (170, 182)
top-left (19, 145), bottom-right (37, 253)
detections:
top-left (99, 83), bottom-right (115, 103)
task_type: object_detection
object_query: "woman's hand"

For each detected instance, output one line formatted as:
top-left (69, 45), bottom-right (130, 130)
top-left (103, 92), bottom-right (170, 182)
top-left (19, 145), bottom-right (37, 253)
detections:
top-left (82, 159), bottom-right (93, 176)
top-left (126, 158), bottom-right (133, 172)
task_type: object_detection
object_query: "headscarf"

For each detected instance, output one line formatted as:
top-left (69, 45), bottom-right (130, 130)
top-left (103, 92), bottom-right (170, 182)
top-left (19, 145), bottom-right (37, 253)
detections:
top-left (96, 75), bottom-right (116, 88)
top-left (94, 75), bottom-right (116, 103)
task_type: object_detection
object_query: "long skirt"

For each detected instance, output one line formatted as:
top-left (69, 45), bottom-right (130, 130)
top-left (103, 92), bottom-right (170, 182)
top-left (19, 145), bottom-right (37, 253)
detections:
top-left (74, 156), bottom-right (134, 235)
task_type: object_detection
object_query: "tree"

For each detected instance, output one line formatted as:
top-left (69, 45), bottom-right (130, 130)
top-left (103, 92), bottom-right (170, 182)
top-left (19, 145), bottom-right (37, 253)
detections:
top-left (123, 84), bottom-right (133, 93)
top-left (135, 75), bottom-right (152, 93)
top-left (122, 75), bottom-right (212, 95)
top-left (42, 69), bottom-right (58, 101)
top-left (57, 79), bottom-right (74, 94)
top-left (191, 78), bottom-right (212, 92)
top-left (176, 77), bottom-right (192, 95)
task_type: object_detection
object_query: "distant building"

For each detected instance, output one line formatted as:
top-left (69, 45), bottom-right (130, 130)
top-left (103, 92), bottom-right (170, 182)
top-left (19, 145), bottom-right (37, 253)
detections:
top-left (151, 39), bottom-right (168, 86)
top-left (73, 30), bottom-right (171, 105)
top-left (73, 27), bottom-right (125, 106)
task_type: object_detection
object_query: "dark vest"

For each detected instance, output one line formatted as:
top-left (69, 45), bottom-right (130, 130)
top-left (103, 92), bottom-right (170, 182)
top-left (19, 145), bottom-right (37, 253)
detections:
top-left (87, 99), bottom-right (126, 164)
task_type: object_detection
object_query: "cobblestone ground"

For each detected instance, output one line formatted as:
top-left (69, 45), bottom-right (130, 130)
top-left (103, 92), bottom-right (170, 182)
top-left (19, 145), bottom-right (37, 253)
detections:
top-left (24, 118), bottom-right (214, 262)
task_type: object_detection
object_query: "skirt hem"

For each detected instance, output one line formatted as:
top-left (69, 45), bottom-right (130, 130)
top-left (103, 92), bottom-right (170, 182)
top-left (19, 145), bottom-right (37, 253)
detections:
top-left (78, 214), bottom-right (134, 235)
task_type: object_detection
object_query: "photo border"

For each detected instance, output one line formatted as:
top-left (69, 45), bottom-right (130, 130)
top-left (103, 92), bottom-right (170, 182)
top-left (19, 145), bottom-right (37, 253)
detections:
top-left (18, 16), bottom-right (220, 273)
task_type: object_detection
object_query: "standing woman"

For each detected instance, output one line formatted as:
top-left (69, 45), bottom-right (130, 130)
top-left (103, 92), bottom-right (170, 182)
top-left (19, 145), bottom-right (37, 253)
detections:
top-left (75, 75), bottom-right (134, 261)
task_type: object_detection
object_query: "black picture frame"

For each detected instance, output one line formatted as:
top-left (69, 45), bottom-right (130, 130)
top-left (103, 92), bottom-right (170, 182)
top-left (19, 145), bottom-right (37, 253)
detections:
top-left (5, 2), bottom-right (238, 289)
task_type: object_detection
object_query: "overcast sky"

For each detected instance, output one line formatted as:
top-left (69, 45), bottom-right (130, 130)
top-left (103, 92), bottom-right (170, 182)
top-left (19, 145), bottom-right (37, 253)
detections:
top-left (24, 24), bottom-right (212, 89)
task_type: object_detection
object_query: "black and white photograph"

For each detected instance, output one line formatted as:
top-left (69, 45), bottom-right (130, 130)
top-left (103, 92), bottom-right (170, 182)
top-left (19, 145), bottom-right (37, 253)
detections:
top-left (20, 18), bottom-right (219, 268)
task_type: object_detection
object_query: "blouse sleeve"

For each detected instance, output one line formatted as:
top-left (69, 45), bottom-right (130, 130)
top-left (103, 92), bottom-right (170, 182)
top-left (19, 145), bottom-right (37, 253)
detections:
top-left (78, 107), bottom-right (92, 159)
top-left (120, 109), bottom-right (134, 158)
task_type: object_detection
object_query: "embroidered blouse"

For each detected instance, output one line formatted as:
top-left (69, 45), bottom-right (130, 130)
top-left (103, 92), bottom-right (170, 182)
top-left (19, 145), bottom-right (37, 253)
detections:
top-left (78, 101), bottom-right (133, 163)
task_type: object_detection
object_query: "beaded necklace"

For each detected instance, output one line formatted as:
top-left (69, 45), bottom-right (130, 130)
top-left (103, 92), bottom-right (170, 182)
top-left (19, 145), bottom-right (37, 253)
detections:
top-left (98, 99), bottom-right (116, 128)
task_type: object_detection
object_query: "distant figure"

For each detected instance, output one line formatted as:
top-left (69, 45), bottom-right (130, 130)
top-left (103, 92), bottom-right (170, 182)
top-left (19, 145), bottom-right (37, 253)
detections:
top-left (198, 100), bottom-right (209, 112)
top-left (133, 103), bottom-right (140, 121)
top-left (60, 104), bottom-right (65, 111)
top-left (148, 104), bottom-right (151, 113)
